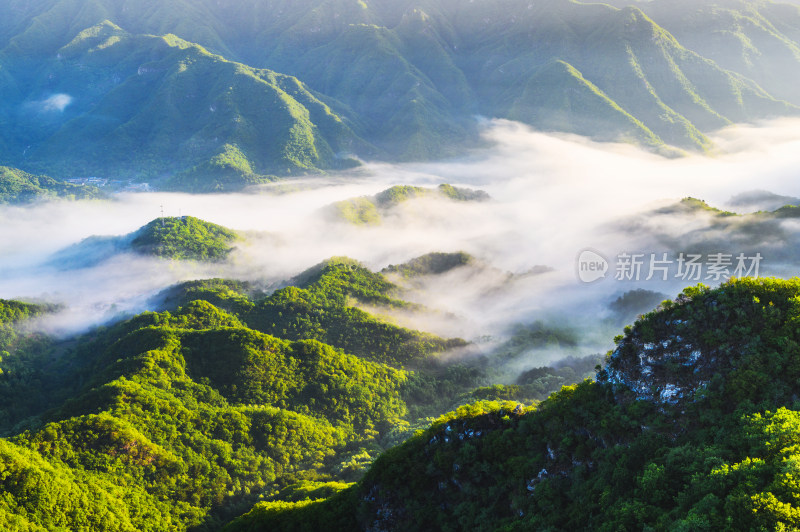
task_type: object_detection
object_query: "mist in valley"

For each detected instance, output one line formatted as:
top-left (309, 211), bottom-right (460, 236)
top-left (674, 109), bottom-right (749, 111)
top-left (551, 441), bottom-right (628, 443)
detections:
top-left (3, 118), bottom-right (800, 372)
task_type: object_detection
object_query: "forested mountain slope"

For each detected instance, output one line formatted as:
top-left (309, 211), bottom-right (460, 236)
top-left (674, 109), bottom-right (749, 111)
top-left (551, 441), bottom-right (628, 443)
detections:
top-left (227, 277), bottom-right (800, 531)
top-left (0, 257), bottom-right (597, 529)
top-left (1, 0), bottom-right (799, 190)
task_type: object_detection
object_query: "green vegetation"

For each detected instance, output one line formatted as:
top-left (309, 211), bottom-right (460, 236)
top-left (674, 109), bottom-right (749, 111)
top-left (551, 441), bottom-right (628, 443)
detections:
top-left (641, 196), bottom-right (800, 265)
top-left (50, 216), bottom-right (243, 268)
top-left (330, 184), bottom-right (489, 226)
top-left (508, 59), bottom-right (664, 147)
top-left (659, 196), bottom-right (738, 216)
top-left (167, 145), bottom-right (280, 193)
top-left (2, 0), bottom-right (799, 190)
top-left (608, 288), bottom-right (670, 326)
top-left (2, 23), bottom-right (363, 191)
top-left (0, 254), bottom-right (604, 530)
top-left (240, 258), bottom-right (466, 366)
top-left (4, 2), bottom-right (800, 527)
top-left (374, 185), bottom-right (432, 207)
top-left (0, 166), bottom-right (103, 203)
top-left (331, 197), bottom-right (381, 226)
top-left (130, 216), bottom-right (239, 261)
top-left (0, 292), bottom-right (412, 530)
top-left (383, 251), bottom-right (474, 278)
top-left (0, 299), bottom-right (59, 431)
top-left (0, 299), bottom-right (50, 325)
top-left (7, 256), bottom-right (800, 529)
top-left (227, 277), bottom-right (800, 530)
top-left (436, 184), bottom-right (491, 202)
top-left (158, 279), bottom-right (259, 314)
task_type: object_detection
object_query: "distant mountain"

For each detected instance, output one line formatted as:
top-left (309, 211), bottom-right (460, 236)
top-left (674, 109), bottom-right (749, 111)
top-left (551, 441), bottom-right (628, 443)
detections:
top-left (382, 251), bottom-right (475, 278)
top-left (1, 0), bottom-right (799, 189)
top-left (617, 196), bottom-right (800, 267)
top-left (1, 21), bottom-right (364, 190)
top-left (630, 0), bottom-right (800, 106)
top-left (0, 166), bottom-right (103, 203)
top-left (727, 190), bottom-right (800, 212)
top-left (50, 216), bottom-right (240, 268)
top-left (327, 184), bottom-right (490, 225)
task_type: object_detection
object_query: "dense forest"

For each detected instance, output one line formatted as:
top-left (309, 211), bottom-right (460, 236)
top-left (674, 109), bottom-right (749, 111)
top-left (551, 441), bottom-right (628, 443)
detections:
top-left (3, 0), bottom-right (800, 529)
top-left (131, 217), bottom-right (241, 261)
top-left (1, 0), bottom-right (800, 190)
top-left (226, 278), bottom-right (800, 530)
top-left (47, 216), bottom-right (242, 270)
top-left (7, 254), bottom-right (800, 529)
top-left (0, 258), bottom-right (598, 530)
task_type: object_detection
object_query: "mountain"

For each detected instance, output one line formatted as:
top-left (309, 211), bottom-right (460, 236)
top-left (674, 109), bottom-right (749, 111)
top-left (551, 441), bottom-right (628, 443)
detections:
top-left (727, 190), bottom-right (800, 212)
top-left (0, 256), bottom-right (597, 530)
top-left (1, 21), bottom-right (364, 190)
top-left (226, 277), bottom-right (800, 530)
top-left (0, 165), bottom-right (103, 203)
top-left (382, 251), bottom-right (475, 278)
top-left (1, 0), bottom-right (800, 190)
top-left (49, 216), bottom-right (241, 269)
top-left (11, 240), bottom-right (800, 529)
top-left (130, 216), bottom-right (240, 261)
top-left (618, 196), bottom-right (800, 268)
top-left (632, 0), bottom-right (800, 106)
top-left (328, 184), bottom-right (490, 225)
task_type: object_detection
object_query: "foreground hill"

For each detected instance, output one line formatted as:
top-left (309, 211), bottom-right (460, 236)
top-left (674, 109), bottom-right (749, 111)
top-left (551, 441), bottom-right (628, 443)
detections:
top-left (0, 256), bottom-right (598, 529)
top-left (1, 0), bottom-right (799, 189)
top-left (227, 277), bottom-right (800, 530)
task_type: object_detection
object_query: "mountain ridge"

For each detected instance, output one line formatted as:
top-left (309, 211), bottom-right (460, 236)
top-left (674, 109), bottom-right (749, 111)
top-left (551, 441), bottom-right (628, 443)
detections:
top-left (1, 0), bottom-right (800, 190)
top-left (225, 278), bottom-right (800, 531)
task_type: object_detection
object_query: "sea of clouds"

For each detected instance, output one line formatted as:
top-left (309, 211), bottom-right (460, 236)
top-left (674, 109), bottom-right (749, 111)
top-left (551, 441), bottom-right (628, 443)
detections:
top-left (3, 118), bottom-right (800, 366)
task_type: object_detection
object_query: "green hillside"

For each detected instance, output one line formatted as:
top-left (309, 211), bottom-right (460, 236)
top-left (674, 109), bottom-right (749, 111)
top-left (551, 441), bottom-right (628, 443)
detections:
top-left (330, 184), bottom-right (490, 225)
top-left (636, 0), bottom-right (800, 106)
top-left (0, 166), bottom-right (103, 203)
top-left (3, 23), bottom-right (363, 189)
top-left (5, 2), bottom-right (800, 530)
top-left (382, 251), bottom-right (475, 278)
top-left (623, 196), bottom-right (800, 267)
top-left (131, 216), bottom-right (240, 261)
top-left (507, 59), bottom-right (664, 148)
top-left (50, 216), bottom-right (241, 267)
top-left (226, 277), bottom-right (800, 530)
top-left (0, 256), bottom-right (600, 530)
top-left (1, 0), bottom-right (799, 190)
top-left (246, 0), bottom-right (796, 152)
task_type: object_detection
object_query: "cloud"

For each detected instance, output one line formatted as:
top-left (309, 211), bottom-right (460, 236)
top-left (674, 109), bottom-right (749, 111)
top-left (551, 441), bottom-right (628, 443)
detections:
top-left (4, 118), bottom-right (800, 365)
top-left (39, 93), bottom-right (73, 112)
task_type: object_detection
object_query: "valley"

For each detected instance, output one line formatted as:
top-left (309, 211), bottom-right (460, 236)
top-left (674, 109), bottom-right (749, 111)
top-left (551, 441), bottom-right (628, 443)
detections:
top-left (3, 1), bottom-right (800, 530)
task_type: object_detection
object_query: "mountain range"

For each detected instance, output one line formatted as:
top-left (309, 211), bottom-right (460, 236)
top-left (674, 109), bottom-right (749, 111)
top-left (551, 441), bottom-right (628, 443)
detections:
top-left (2, 0), bottom-right (800, 190)
top-left (4, 2), bottom-right (800, 529)
top-left (5, 255), bottom-right (800, 529)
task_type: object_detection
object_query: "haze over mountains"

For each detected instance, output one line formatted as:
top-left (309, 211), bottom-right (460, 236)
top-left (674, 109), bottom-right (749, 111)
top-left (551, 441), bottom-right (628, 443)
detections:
top-left (6, 1), bottom-right (800, 530)
top-left (2, 0), bottom-right (800, 190)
